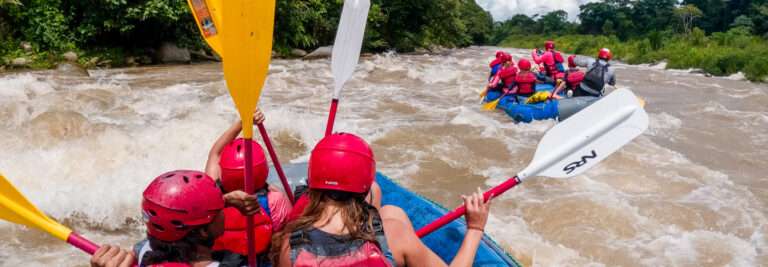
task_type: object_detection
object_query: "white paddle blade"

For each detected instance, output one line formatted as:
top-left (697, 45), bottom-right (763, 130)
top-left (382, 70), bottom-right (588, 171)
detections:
top-left (331, 0), bottom-right (371, 98)
top-left (519, 89), bottom-right (649, 179)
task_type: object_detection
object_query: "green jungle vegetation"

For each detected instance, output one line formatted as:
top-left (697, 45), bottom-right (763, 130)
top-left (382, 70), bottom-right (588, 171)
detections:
top-left (493, 0), bottom-right (768, 81)
top-left (0, 0), bottom-right (491, 68)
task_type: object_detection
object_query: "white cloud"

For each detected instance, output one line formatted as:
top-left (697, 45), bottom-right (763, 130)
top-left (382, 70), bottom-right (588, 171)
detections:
top-left (475, 0), bottom-right (599, 21)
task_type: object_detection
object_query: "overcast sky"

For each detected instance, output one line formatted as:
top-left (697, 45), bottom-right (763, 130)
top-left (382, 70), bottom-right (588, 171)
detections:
top-left (475, 0), bottom-right (599, 21)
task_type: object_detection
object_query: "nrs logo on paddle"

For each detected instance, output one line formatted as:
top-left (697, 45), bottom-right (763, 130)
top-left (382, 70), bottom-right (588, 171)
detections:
top-left (563, 150), bottom-right (597, 175)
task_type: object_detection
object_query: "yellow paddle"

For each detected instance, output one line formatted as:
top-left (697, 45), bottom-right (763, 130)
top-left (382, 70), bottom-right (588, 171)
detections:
top-left (221, 1), bottom-right (276, 266)
top-left (482, 97), bottom-right (502, 110)
top-left (0, 173), bottom-right (100, 254)
top-left (187, 0), bottom-right (294, 205)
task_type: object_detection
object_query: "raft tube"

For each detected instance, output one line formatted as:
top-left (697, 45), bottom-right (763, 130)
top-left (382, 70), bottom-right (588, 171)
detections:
top-left (485, 84), bottom-right (598, 123)
top-left (269, 163), bottom-right (522, 267)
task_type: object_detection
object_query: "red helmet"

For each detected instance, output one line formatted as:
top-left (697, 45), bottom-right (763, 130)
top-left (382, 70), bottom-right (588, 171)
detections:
top-left (598, 48), bottom-right (612, 60)
top-left (545, 40), bottom-right (555, 50)
top-left (308, 133), bottom-right (375, 194)
top-left (518, 59), bottom-right (532, 71)
top-left (502, 53), bottom-right (513, 64)
top-left (495, 50), bottom-right (505, 59)
top-left (568, 55), bottom-right (577, 68)
top-left (219, 138), bottom-right (269, 192)
top-left (142, 170), bottom-right (224, 242)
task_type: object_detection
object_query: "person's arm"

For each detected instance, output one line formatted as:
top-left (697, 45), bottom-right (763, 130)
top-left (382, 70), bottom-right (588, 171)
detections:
top-left (531, 49), bottom-right (542, 64)
top-left (90, 245), bottom-right (135, 267)
top-left (382, 188), bottom-right (492, 267)
top-left (445, 188), bottom-right (491, 267)
top-left (552, 80), bottom-right (566, 96)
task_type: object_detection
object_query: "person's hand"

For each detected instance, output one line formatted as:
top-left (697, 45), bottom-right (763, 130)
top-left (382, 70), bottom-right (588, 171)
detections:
top-left (253, 108), bottom-right (265, 125)
top-left (224, 190), bottom-right (261, 216)
top-left (90, 245), bottom-right (135, 267)
top-left (463, 188), bottom-right (492, 232)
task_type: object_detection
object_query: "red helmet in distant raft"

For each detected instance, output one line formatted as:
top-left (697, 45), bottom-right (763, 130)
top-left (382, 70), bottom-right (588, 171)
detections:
top-left (219, 138), bottom-right (269, 192)
top-left (495, 50), bottom-right (505, 58)
top-left (142, 170), bottom-right (224, 242)
top-left (568, 55), bottom-right (577, 68)
top-left (517, 58), bottom-right (532, 71)
top-left (544, 40), bottom-right (555, 50)
top-left (308, 133), bottom-right (375, 194)
top-left (502, 53), bottom-right (514, 64)
top-left (598, 48), bottom-right (612, 61)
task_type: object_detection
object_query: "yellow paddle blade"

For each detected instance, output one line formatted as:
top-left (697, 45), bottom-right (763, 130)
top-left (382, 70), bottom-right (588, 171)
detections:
top-left (482, 98), bottom-right (501, 110)
top-left (525, 91), bottom-right (551, 104)
top-left (637, 97), bottom-right (646, 108)
top-left (0, 173), bottom-right (72, 241)
top-left (222, 0), bottom-right (276, 138)
top-left (187, 0), bottom-right (224, 56)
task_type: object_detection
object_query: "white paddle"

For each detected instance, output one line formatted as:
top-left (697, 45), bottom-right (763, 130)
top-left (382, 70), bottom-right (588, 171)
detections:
top-left (417, 88), bottom-right (649, 237)
top-left (324, 0), bottom-right (371, 136)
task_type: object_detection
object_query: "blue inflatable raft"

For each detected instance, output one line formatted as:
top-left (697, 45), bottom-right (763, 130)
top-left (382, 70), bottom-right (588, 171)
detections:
top-left (269, 163), bottom-right (522, 267)
top-left (484, 84), bottom-right (598, 123)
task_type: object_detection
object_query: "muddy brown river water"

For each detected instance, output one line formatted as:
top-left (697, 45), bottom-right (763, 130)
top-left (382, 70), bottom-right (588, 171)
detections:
top-left (0, 46), bottom-right (766, 266)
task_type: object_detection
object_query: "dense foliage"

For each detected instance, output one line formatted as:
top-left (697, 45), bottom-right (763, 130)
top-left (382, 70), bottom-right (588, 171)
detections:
top-left (491, 0), bottom-right (768, 81)
top-left (0, 0), bottom-right (493, 67)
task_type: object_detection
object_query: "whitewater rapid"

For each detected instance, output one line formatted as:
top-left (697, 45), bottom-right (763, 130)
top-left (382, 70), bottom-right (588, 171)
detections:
top-left (0, 47), bottom-right (766, 266)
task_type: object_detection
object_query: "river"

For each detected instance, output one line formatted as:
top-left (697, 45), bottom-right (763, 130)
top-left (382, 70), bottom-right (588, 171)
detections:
top-left (0, 46), bottom-right (766, 266)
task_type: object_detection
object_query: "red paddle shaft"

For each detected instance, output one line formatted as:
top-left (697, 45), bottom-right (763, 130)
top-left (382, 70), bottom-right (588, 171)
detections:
top-left (257, 123), bottom-right (295, 203)
top-left (325, 99), bottom-right (339, 137)
top-left (415, 176), bottom-right (522, 238)
top-left (244, 140), bottom-right (258, 267)
top-left (67, 232), bottom-right (99, 254)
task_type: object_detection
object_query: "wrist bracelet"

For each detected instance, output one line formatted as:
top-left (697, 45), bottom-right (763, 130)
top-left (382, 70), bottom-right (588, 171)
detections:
top-left (467, 225), bottom-right (485, 232)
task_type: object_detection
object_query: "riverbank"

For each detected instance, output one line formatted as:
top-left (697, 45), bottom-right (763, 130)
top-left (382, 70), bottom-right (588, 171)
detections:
top-left (498, 32), bottom-right (768, 82)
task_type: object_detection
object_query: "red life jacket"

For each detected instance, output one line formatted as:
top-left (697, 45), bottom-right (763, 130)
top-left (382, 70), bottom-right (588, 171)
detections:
top-left (213, 190), bottom-right (273, 256)
top-left (541, 51), bottom-right (563, 79)
top-left (565, 69), bottom-right (585, 90)
top-left (289, 207), bottom-right (395, 267)
top-left (497, 66), bottom-right (517, 88)
top-left (515, 72), bottom-right (537, 95)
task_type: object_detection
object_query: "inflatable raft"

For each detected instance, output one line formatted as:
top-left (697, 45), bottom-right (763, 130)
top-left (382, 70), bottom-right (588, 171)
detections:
top-left (269, 163), bottom-right (522, 267)
top-left (484, 84), bottom-right (598, 123)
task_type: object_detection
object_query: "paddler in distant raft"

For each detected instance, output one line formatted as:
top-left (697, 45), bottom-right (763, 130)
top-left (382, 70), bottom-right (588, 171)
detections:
top-left (205, 108), bottom-right (293, 266)
top-left (485, 53), bottom-right (517, 101)
top-left (531, 40), bottom-right (565, 85)
top-left (488, 50), bottom-right (508, 80)
top-left (551, 55), bottom-right (586, 99)
top-left (504, 58), bottom-right (538, 102)
top-left (271, 133), bottom-right (493, 267)
top-left (572, 48), bottom-right (616, 97)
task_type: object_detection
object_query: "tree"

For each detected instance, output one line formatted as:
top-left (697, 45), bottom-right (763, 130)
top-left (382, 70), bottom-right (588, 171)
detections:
top-left (675, 4), bottom-right (704, 34)
top-left (730, 15), bottom-right (754, 33)
top-left (538, 10), bottom-right (569, 34)
top-left (632, 0), bottom-right (676, 34)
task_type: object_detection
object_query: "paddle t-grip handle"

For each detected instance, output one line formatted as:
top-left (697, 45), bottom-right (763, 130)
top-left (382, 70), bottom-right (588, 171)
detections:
top-left (243, 140), bottom-right (258, 267)
top-left (67, 232), bottom-right (99, 255)
top-left (415, 176), bottom-right (522, 238)
top-left (325, 99), bottom-right (339, 137)
top-left (257, 123), bottom-right (295, 203)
